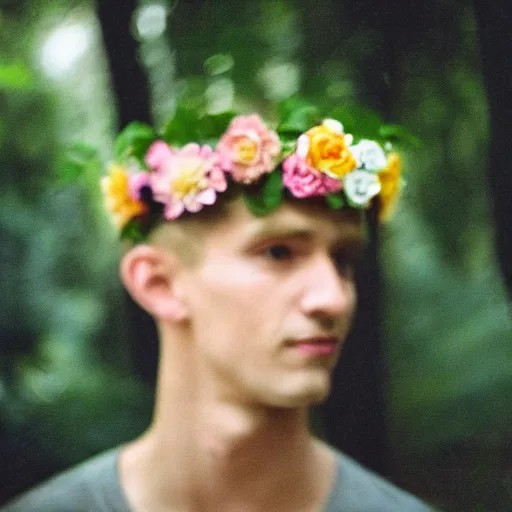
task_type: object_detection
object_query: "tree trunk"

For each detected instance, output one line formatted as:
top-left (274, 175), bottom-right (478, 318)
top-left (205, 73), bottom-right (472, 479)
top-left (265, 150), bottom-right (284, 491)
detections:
top-left (96, 0), bottom-right (151, 127)
top-left (96, 0), bottom-right (159, 384)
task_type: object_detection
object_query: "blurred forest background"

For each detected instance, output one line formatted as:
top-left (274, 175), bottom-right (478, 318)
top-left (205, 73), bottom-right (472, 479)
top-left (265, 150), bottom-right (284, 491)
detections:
top-left (1, 0), bottom-right (511, 510)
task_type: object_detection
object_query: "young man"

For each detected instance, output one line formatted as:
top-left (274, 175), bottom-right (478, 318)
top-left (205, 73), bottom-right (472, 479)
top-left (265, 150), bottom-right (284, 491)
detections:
top-left (2, 114), bottom-right (434, 511)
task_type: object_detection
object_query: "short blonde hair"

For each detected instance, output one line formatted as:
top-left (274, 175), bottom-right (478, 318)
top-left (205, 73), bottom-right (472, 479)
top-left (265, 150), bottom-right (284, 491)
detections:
top-left (147, 195), bottom-right (237, 267)
top-left (141, 194), bottom-right (367, 266)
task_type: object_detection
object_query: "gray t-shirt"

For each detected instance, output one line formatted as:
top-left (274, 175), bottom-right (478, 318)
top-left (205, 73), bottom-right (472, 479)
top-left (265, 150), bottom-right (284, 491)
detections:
top-left (2, 448), bottom-right (435, 511)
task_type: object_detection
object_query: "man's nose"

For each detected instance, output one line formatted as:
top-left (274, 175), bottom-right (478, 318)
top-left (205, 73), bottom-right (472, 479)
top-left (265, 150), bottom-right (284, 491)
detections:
top-left (300, 254), bottom-right (355, 319)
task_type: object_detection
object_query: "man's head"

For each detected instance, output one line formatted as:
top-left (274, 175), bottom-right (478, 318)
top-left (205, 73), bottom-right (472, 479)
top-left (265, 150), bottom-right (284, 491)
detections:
top-left (120, 197), bottom-right (365, 408)
top-left (104, 111), bottom-right (401, 409)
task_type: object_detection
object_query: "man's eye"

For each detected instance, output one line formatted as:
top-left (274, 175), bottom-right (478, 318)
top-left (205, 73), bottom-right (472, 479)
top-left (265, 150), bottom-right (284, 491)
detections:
top-left (265, 245), bottom-right (294, 261)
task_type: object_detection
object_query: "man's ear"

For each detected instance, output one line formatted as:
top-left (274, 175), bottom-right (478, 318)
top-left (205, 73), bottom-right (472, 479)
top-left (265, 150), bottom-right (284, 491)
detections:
top-left (120, 244), bottom-right (189, 322)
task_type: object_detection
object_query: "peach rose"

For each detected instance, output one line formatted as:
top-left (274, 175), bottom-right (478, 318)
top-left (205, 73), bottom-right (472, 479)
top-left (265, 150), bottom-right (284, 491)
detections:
top-left (217, 115), bottom-right (281, 184)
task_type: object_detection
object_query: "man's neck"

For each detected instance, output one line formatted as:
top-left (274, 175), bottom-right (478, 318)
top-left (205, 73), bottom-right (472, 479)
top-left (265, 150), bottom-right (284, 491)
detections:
top-left (119, 371), bottom-right (335, 512)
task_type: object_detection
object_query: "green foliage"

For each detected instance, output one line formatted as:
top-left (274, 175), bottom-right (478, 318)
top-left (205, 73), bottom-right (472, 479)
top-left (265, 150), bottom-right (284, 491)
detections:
top-left (328, 104), bottom-right (382, 140)
top-left (162, 105), bottom-right (202, 145)
top-left (204, 53), bottom-right (234, 76)
top-left (277, 97), bottom-right (320, 136)
top-left (162, 104), bottom-right (236, 146)
top-left (243, 170), bottom-right (284, 217)
top-left (0, 61), bottom-right (33, 90)
top-left (325, 192), bottom-right (345, 209)
top-left (379, 124), bottom-right (422, 148)
top-left (120, 219), bottom-right (147, 244)
top-left (114, 122), bottom-right (156, 164)
top-left (196, 111), bottom-right (237, 144)
top-left (276, 98), bottom-right (417, 151)
top-left (57, 143), bottom-right (99, 185)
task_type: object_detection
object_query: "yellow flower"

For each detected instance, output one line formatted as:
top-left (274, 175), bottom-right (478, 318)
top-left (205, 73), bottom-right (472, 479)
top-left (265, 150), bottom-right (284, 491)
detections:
top-left (378, 153), bottom-right (402, 221)
top-left (101, 164), bottom-right (146, 229)
top-left (304, 125), bottom-right (357, 179)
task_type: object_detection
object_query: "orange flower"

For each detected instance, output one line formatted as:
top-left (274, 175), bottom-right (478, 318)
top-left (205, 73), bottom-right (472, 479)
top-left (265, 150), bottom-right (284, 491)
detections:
top-left (303, 124), bottom-right (357, 179)
top-left (378, 153), bottom-right (402, 221)
top-left (101, 164), bottom-right (146, 229)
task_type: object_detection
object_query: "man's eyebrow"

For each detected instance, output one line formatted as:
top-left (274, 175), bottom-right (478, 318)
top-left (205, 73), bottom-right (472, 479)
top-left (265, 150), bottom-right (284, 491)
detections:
top-left (249, 226), bottom-right (315, 240)
top-left (244, 222), bottom-right (367, 247)
top-left (243, 219), bottom-right (319, 241)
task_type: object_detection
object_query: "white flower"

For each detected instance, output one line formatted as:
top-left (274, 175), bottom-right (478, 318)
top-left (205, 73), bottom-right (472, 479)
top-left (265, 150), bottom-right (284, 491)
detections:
top-left (296, 133), bottom-right (310, 159)
top-left (322, 118), bottom-right (344, 134)
top-left (343, 170), bottom-right (381, 207)
top-left (350, 140), bottom-right (387, 171)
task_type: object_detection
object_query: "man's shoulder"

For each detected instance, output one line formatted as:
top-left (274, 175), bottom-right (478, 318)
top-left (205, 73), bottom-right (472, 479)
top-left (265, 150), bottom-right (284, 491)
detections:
top-left (1, 447), bottom-right (130, 512)
top-left (324, 449), bottom-right (437, 512)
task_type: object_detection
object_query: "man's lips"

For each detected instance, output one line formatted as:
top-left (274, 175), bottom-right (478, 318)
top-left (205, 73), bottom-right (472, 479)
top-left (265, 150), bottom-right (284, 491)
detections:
top-left (287, 336), bottom-right (340, 356)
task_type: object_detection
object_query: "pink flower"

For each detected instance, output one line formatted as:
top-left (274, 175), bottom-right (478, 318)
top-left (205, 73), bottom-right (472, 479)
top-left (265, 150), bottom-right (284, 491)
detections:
top-left (282, 154), bottom-right (343, 198)
top-left (217, 115), bottom-right (281, 184)
top-left (129, 172), bottom-right (151, 200)
top-left (149, 143), bottom-right (227, 219)
top-left (145, 140), bottom-right (174, 171)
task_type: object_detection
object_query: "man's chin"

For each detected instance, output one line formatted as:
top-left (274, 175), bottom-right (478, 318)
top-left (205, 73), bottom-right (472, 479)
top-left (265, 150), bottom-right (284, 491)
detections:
top-left (269, 381), bottom-right (332, 408)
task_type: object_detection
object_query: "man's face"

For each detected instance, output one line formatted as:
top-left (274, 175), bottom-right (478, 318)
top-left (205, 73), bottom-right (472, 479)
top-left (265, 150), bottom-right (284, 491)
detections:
top-left (178, 199), bottom-right (365, 408)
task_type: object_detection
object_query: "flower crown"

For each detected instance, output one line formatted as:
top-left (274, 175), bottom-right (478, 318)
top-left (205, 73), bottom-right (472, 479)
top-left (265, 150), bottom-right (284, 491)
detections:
top-left (101, 109), bottom-right (404, 242)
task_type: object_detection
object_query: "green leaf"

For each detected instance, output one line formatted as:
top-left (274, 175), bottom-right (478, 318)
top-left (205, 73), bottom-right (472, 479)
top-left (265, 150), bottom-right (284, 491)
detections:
top-left (325, 192), bottom-right (345, 209)
top-left (197, 111), bottom-right (236, 142)
top-left (243, 171), bottom-right (284, 217)
top-left (204, 53), bottom-right (234, 76)
top-left (57, 143), bottom-right (98, 185)
top-left (279, 132), bottom-right (300, 144)
top-left (379, 124), bottom-right (422, 147)
top-left (120, 220), bottom-right (146, 244)
top-left (243, 192), bottom-right (272, 217)
top-left (162, 105), bottom-right (201, 145)
top-left (277, 97), bottom-right (320, 134)
top-left (262, 169), bottom-right (284, 209)
top-left (0, 62), bottom-right (33, 90)
top-left (279, 139), bottom-right (297, 158)
top-left (162, 107), bottom-right (236, 147)
top-left (114, 122), bottom-right (156, 162)
top-left (328, 104), bottom-right (382, 139)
